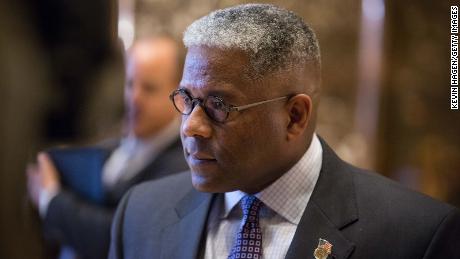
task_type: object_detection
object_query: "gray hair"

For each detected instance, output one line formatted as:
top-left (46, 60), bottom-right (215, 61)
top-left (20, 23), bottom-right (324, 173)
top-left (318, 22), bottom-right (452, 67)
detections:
top-left (183, 4), bottom-right (321, 77)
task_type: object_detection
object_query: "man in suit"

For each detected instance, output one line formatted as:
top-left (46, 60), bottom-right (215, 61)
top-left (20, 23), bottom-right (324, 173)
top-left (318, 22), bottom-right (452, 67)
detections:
top-left (109, 4), bottom-right (460, 259)
top-left (27, 36), bottom-right (188, 259)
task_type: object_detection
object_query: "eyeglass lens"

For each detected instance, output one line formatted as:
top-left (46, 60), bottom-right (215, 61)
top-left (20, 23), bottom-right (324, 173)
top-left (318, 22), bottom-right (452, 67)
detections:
top-left (172, 90), bottom-right (228, 122)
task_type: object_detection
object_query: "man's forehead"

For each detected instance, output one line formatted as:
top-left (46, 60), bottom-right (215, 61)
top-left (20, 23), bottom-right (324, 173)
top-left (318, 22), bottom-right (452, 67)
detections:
top-left (180, 46), bottom-right (254, 98)
top-left (179, 76), bottom-right (245, 102)
top-left (183, 46), bottom-right (249, 75)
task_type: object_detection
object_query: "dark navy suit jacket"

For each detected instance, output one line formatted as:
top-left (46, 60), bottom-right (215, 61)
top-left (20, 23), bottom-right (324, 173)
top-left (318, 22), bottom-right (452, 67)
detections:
top-left (109, 139), bottom-right (460, 259)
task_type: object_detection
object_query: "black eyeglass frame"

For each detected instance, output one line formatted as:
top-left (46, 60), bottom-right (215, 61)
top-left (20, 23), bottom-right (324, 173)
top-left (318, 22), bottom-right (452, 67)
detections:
top-left (169, 88), bottom-right (293, 123)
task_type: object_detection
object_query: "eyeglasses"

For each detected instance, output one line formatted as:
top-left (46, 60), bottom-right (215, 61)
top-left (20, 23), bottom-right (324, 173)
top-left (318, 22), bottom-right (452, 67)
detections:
top-left (169, 88), bottom-right (290, 123)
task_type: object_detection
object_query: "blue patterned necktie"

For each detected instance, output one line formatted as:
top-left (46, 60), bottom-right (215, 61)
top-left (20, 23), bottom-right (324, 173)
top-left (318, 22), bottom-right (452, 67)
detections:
top-left (228, 195), bottom-right (263, 259)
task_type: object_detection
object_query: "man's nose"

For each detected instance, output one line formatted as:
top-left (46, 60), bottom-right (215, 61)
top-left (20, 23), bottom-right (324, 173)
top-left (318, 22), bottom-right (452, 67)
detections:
top-left (182, 105), bottom-right (212, 138)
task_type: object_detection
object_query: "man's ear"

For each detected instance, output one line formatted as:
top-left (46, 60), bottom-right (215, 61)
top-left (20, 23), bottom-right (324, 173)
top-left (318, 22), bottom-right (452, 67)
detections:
top-left (285, 94), bottom-right (312, 140)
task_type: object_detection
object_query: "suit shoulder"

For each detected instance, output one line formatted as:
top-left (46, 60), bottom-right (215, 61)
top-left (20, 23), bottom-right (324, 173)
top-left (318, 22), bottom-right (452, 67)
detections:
top-left (350, 165), bottom-right (456, 222)
top-left (126, 171), bottom-right (192, 210)
top-left (133, 171), bottom-right (191, 196)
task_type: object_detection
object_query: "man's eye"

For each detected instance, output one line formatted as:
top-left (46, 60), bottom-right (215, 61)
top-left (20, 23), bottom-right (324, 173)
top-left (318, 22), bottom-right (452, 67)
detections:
top-left (183, 95), bottom-right (192, 105)
top-left (210, 99), bottom-right (226, 110)
top-left (143, 83), bottom-right (158, 93)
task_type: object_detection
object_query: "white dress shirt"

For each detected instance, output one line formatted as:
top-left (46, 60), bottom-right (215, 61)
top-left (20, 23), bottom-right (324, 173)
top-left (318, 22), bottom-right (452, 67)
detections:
top-left (204, 134), bottom-right (323, 259)
top-left (102, 118), bottom-right (181, 188)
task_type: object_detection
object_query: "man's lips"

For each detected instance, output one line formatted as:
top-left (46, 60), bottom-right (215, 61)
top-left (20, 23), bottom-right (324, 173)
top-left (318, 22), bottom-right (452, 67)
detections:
top-left (184, 140), bottom-right (216, 164)
top-left (187, 151), bottom-right (216, 161)
top-left (185, 149), bottom-right (217, 166)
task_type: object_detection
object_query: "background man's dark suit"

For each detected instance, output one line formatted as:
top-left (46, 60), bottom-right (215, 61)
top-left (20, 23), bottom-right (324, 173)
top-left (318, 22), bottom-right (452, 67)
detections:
top-left (109, 140), bottom-right (460, 259)
top-left (26, 36), bottom-right (186, 259)
top-left (44, 138), bottom-right (188, 259)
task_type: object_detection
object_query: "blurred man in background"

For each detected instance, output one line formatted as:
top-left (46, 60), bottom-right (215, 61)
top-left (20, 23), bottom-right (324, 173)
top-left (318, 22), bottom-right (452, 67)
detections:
top-left (27, 36), bottom-right (188, 259)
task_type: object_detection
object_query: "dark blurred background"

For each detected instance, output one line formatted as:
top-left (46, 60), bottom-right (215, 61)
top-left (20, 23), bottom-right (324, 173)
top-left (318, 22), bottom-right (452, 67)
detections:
top-left (0, 0), bottom-right (459, 258)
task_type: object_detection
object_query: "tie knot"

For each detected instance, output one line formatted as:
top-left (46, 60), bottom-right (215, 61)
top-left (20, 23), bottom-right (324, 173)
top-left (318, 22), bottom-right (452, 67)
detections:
top-left (241, 195), bottom-right (262, 219)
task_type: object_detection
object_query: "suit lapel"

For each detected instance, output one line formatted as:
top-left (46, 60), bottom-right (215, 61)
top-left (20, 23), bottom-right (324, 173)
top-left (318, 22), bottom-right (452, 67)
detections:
top-left (286, 138), bottom-right (358, 259)
top-left (160, 188), bottom-right (215, 259)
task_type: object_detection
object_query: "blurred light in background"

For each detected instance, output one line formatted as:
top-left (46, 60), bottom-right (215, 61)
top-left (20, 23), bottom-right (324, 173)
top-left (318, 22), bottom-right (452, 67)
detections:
top-left (119, 0), bottom-right (135, 50)
top-left (353, 0), bottom-right (385, 168)
top-left (119, 18), bottom-right (135, 50)
top-left (362, 0), bottom-right (385, 21)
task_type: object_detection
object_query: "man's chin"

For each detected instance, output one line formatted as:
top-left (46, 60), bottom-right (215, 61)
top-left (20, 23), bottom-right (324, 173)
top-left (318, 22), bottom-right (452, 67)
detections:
top-left (190, 172), bottom-right (230, 193)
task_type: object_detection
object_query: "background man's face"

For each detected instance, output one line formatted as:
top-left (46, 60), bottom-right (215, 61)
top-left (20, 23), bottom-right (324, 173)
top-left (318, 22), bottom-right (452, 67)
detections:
top-left (180, 46), bottom-right (289, 194)
top-left (125, 41), bottom-right (177, 139)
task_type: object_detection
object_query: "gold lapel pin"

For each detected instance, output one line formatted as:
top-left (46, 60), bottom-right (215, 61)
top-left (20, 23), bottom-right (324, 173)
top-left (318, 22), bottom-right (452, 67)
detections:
top-left (314, 238), bottom-right (332, 259)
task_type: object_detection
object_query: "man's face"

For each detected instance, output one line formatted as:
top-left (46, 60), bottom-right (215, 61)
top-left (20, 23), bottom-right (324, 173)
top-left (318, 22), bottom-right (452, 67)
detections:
top-left (125, 45), bottom-right (177, 139)
top-left (180, 46), bottom-right (290, 194)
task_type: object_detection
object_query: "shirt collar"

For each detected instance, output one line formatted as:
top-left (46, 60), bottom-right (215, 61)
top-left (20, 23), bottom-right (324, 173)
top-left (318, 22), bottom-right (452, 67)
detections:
top-left (122, 117), bottom-right (181, 157)
top-left (223, 134), bottom-right (323, 224)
